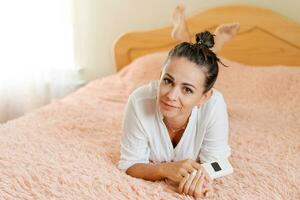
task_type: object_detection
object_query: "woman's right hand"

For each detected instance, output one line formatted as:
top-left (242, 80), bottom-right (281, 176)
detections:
top-left (159, 159), bottom-right (201, 183)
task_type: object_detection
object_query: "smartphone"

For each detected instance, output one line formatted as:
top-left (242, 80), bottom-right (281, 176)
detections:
top-left (201, 158), bottom-right (233, 179)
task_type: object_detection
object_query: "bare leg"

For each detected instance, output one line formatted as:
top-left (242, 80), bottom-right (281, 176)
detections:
top-left (171, 5), bottom-right (191, 42)
top-left (171, 5), bottom-right (240, 52)
top-left (212, 23), bottom-right (240, 53)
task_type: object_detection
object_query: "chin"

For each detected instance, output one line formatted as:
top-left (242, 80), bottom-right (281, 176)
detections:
top-left (159, 105), bottom-right (178, 118)
top-left (162, 110), bottom-right (176, 116)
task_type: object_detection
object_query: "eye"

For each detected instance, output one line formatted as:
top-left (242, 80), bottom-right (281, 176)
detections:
top-left (163, 78), bottom-right (172, 85)
top-left (183, 87), bottom-right (193, 94)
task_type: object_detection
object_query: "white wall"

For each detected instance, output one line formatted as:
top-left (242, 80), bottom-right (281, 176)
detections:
top-left (73, 0), bottom-right (300, 82)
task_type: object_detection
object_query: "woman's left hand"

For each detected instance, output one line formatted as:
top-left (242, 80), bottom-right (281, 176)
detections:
top-left (178, 167), bottom-right (213, 198)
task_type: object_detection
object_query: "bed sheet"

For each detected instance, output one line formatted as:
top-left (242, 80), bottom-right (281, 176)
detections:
top-left (0, 52), bottom-right (299, 199)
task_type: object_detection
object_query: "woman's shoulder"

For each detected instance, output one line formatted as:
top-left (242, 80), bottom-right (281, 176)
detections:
top-left (126, 81), bottom-right (159, 119)
top-left (196, 88), bottom-right (227, 123)
top-left (127, 81), bottom-right (159, 116)
top-left (129, 80), bottom-right (159, 102)
top-left (210, 88), bottom-right (226, 103)
top-left (200, 88), bottom-right (227, 110)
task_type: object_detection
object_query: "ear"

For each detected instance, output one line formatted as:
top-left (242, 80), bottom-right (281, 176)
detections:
top-left (197, 90), bottom-right (213, 107)
top-left (212, 22), bottom-right (240, 53)
top-left (171, 4), bottom-right (191, 42)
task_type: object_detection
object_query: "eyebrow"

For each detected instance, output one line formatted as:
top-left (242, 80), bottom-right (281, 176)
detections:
top-left (165, 73), bottom-right (197, 90)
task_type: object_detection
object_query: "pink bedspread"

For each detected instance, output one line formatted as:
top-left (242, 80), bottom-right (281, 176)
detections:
top-left (0, 52), bottom-right (299, 199)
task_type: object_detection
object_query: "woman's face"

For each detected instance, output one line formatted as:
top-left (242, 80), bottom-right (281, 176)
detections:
top-left (158, 56), bottom-right (212, 119)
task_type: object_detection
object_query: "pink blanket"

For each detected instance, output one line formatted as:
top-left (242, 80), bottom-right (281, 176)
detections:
top-left (0, 52), bottom-right (299, 199)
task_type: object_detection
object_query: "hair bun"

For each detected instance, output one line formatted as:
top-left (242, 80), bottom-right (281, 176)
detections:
top-left (195, 31), bottom-right (215, 49)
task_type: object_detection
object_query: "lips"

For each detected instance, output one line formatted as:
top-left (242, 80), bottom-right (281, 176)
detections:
top-left (161, 100), bottom-right (179, 109)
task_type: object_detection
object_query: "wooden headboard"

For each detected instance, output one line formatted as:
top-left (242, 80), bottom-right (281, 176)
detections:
top-left (114, 5), bottom-right (300, 71)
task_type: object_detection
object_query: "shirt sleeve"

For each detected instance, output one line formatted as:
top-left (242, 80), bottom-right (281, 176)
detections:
top-left (117, 96), bottom-right (150, 172)
top-left (199, 97), bottom-right (231, 163)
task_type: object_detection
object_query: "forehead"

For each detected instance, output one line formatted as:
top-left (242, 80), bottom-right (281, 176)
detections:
top-left (163, 57), bottom-right (206, 86)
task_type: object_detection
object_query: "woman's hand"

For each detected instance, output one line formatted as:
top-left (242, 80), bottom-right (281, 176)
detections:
top-left (178, 167), bottom-right (213, 198)
top-left (159, 159), bottom-right (201, 183)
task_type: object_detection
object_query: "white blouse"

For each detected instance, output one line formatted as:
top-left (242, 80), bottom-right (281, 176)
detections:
top-left (118, 80), bottom-right (231, 172)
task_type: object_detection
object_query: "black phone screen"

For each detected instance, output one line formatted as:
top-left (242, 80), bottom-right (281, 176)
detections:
top-left (211, 162), bottom-right (222, 172)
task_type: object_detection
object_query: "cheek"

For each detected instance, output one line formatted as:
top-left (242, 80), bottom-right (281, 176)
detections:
top-left (158, 84), bottom-right (169, 98)
top-left (181, 96), bottom-right (200, 109)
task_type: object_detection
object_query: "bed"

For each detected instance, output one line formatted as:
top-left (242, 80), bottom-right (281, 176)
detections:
top-left (0, 5), bottom-right (299, 200)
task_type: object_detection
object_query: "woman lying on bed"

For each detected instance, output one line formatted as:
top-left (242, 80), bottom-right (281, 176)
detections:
top-left (118, 31), bottom-right (231, 198)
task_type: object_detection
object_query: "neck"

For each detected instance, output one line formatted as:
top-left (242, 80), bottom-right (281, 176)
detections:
top-left (163, 113), bottom-right (190, 132)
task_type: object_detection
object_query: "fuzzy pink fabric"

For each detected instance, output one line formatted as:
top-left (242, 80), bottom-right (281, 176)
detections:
top-left (0, 52), bottom-right (299, 200)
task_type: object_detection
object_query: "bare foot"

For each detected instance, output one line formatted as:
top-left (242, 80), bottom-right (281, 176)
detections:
top-left (212, 23), bottom-right (240, 53)
top-left (171, 5), bottom-right (191, 42)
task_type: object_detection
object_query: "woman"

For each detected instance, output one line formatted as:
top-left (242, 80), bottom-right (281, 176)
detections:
top-left (118, 31), bottom-right (231, 198)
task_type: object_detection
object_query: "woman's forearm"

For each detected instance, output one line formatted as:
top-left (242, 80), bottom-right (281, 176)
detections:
top-left (126, 163), bottom-right (166, 181)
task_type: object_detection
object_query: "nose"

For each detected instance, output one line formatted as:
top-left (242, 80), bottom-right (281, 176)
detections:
top-left (166, 87), bottom-right (179, 101)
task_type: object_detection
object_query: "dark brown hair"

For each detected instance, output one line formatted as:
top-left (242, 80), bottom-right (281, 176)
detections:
top-left (166, 31), bottom-right (226, 94)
